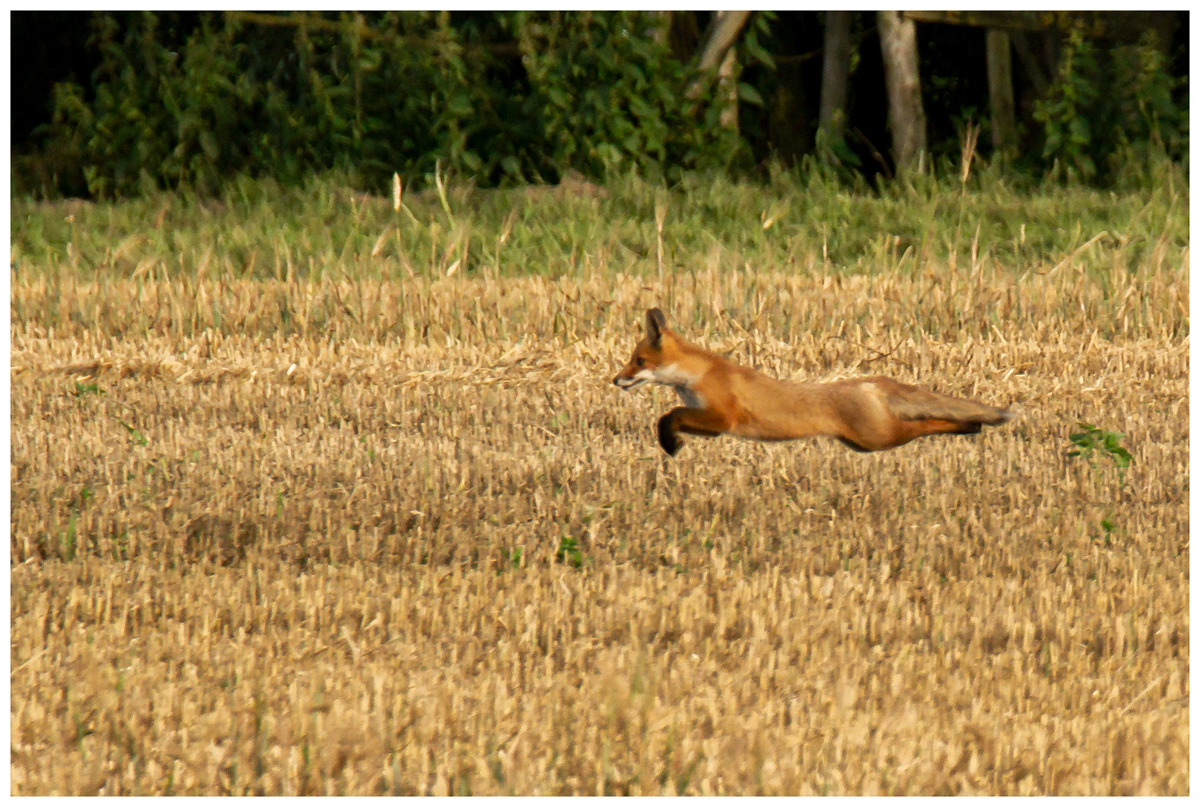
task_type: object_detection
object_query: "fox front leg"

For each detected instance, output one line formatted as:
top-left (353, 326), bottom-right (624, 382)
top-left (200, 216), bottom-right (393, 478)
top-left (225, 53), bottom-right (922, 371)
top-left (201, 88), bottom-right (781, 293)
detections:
top-left (657, 412), bottom-right (684, 456)
top-left (656, 406), bottom-right (732, 456)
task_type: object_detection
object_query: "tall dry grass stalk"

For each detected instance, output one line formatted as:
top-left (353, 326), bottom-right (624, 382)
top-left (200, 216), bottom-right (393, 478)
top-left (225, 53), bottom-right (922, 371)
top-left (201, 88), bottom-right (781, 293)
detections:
top-left (10, 251), bottom-right (1189, 795)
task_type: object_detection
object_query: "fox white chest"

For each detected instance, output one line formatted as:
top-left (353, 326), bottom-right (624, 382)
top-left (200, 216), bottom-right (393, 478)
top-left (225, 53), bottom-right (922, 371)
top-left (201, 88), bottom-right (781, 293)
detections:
top-left (653, 363), bottom-right (707, 409)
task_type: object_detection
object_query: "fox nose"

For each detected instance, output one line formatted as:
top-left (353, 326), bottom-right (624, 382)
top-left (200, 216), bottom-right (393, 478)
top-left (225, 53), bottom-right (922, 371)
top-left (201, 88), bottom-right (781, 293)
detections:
top-left (612, 376), bottom-right (622, 387)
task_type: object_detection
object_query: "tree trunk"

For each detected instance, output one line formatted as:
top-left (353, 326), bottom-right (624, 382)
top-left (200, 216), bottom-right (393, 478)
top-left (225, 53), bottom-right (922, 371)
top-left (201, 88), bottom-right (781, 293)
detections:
top-left (660, 11), bottom-right (701, 62)
top-left (770, 58), bottom-right (811, 165)
top-left (818, 11), bottom-right (852, 144)
top-left (697, 10), bottom-right (752, 72)
top-left (877, 10), bottom-right (927, 175)
top-left (718, 45), bottom-right (739, 131)
top-left (687, 11), bottom-right (751, 130)
top-left (986, 29), bottom-right (1017, 155)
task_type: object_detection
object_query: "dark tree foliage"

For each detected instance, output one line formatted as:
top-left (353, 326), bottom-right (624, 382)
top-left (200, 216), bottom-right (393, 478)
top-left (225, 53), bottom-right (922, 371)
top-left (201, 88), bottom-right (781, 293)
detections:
top-left (10, 10), bottom-right (1189, 199)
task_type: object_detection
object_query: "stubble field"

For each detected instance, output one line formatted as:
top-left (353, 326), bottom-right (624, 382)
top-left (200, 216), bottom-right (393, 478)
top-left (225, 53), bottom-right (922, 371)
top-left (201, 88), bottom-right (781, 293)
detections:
top-left (10, 175), bottom-right (1189, 794)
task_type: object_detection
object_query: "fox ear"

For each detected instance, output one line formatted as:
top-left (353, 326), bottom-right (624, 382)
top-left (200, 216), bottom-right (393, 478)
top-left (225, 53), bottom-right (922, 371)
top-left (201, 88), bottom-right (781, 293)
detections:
top-left (645, 308), bottom-right (668, 347)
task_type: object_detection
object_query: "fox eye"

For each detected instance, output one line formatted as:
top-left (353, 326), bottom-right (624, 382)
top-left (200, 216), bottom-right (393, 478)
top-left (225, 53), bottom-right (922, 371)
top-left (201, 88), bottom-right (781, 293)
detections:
top-left (635, 357), bottom-right (645, 367)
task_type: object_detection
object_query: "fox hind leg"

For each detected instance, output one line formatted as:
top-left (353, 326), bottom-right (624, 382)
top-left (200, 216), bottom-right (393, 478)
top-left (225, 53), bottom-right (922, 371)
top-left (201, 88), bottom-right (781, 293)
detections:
top-left (917, 418), bottom-right (983, 437)
top-left (891, 417), bottom-right (983, 447)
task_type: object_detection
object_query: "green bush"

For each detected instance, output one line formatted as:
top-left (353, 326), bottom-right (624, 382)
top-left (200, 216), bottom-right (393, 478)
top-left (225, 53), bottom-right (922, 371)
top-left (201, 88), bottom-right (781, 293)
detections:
top-left (24, 12), bottom-right (1189, 199)
top-left (36, 11), bottom-right (744, 198)
top-left (1034, 26), bottom-right (1187, 186)
top-left (514, 11), bottom-right (744, 181)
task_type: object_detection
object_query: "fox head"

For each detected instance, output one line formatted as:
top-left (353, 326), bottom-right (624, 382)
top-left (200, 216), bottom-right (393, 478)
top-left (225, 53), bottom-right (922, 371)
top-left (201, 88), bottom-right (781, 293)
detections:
top-left (613, 308), bottom-right (673, 390)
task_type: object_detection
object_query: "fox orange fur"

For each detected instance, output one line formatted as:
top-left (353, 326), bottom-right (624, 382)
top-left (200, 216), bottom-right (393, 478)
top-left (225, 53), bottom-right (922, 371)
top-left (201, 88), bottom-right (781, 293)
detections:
top-left (613, 308), bottom-right (1015, 456)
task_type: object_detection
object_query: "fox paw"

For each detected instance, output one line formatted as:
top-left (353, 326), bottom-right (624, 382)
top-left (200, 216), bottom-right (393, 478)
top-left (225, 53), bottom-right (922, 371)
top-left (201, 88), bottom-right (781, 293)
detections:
top-left (657, 414), bottom-right (682, 456)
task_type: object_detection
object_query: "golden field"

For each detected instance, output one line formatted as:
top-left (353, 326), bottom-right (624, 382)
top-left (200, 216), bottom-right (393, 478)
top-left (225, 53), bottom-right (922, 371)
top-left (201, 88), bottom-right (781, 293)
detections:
top-left (10, 247), bottom-right (1189, 794)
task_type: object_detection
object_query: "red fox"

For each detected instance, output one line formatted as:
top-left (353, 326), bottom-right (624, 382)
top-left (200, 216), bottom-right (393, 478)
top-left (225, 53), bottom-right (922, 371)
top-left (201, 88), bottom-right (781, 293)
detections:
top-left (613, 308), bottom-right (1015, 456)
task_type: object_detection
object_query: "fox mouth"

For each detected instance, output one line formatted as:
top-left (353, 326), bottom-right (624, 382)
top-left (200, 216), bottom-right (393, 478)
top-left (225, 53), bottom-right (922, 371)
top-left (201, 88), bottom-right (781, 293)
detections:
top-left (614, 376), bottom-right (646, 389)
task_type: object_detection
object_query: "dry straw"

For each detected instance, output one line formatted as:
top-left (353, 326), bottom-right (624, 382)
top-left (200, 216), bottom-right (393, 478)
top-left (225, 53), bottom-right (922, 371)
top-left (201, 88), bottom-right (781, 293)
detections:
top-left (10, 249), bottom-right (1189, 795)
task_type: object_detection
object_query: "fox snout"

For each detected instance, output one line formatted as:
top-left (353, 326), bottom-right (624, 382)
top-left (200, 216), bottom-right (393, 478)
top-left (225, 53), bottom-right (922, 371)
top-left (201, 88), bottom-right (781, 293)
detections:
top-left (613, 366), bottom-right (649, 389)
